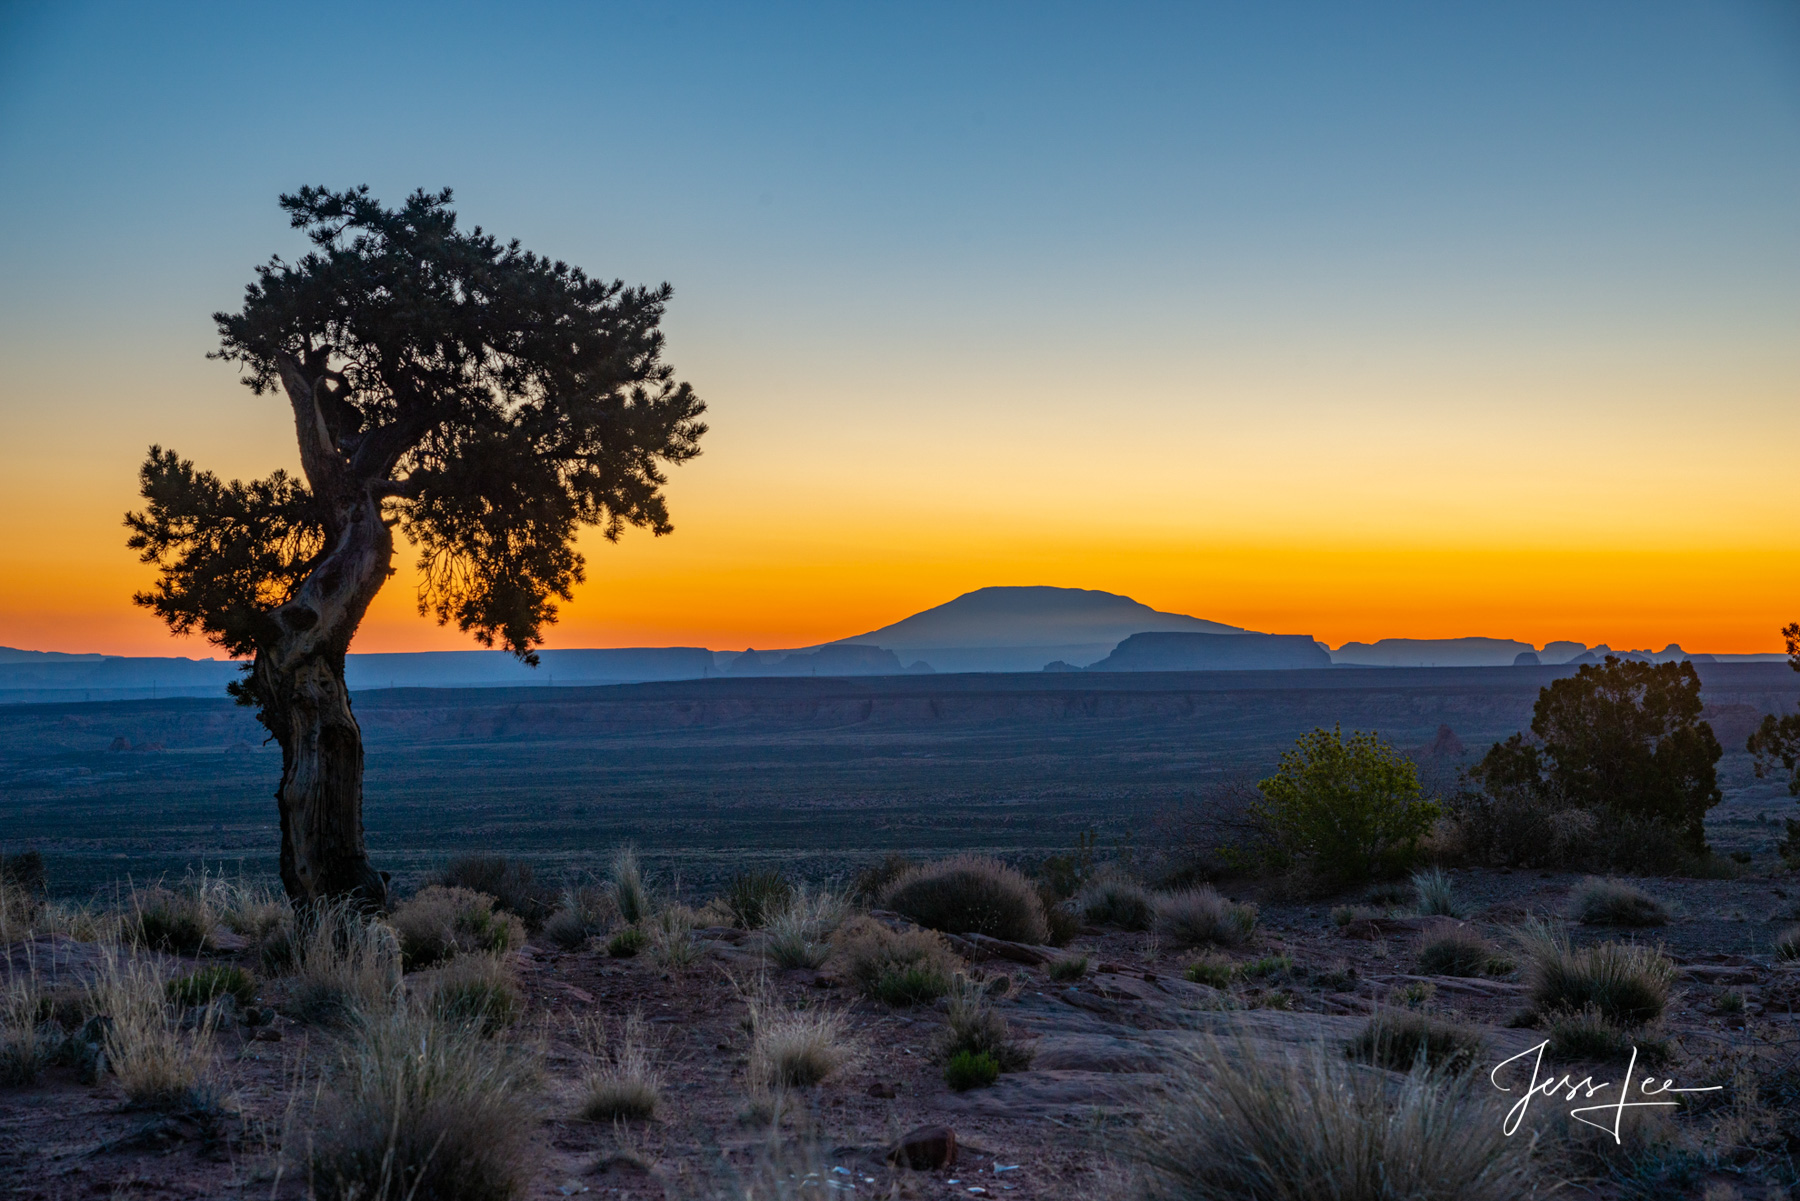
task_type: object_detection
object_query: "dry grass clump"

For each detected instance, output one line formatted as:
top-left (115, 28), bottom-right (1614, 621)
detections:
top-left (437, 854), bottom-right (554, 926)
top-left (286, 901), bottom-right (403, 1025)
top-left (881, 855), bottom-right (1050, 944)
top-left (648, 904), bottom-right (704, 968)
top-left (1076, 875), bottom-right (1154, 931)
top-left (746, 994), bottom-right (856, 1088)
top-left (1411, 867), bottom-right (1462, 917)
top-left (85, 950), bottom-right (216, 1108)
top-left (167, 964), bottom-right (256, 1009)
top-left (1544, 1004), bottom-right (1670, 1065)
top-left (542, 882), bottom-right (617, 950)
top-left (127, 883), bottom-right (217, 953)
top-left (578, 1013), bottom-right (663, 1121)
top-left (831, 916), bottom-right (962, 1006)
top-left (202, 873), bottom-right (291, 943)
top-left (1136, 1035), bottom-right (1534, 1201)
top-left (1, 871), bottom-right (44, 943)
top-left (1155, 887), bottom-right (1258, 947)
top-left (309, 1005), bottom-right (538, 1201)
top-left (1346, 1008), bottom-right (1486, 1072)
top-left (763, 885), bottom-right (848, 970)
top-left (1417, 927), bottom-right (1492, 978)
top-left (724, 869), bottom-right (794, 930)
top-left (609, 845), bottom-right (651, 924)
top-left (1775, 924), bottom-right (1800, 961)
top-left (389, 886), bottom-right (525, 970)
top-left (1568, 877), bottom-right (1670, 927)
top-left (937, 974), bottom-right (1032, 1071)
top-left (1, 965), bottom-right (59, 1086)
top-left (1516, 919), bottom-right (1674, 1026)
top-left (416, 953), bottom-right (521, 1035)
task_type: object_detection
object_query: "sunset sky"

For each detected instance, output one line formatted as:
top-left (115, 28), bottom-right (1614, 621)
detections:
top-left (2, 2), bottom-right (1797, 658)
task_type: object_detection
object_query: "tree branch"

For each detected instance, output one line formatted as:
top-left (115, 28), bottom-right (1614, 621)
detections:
top-left (276, 352), bottom-right (351, 511)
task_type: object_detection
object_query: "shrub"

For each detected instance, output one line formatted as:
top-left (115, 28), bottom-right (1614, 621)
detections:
top-left (832, 917), bottom-right (961, 1006)
top-left (1047, 955), bottom-right (1090, 983)
top-left (1, 968), bottom-right (57, 1086)
top-left (1241, 954), bottom-right (1293, 980)
top-left (1347, 1009), bottom-right (1486, 1072)
top-left (1411, 868), bottom-right (1461, 917)
top-left (764, 885), bottom-right (847, 970)
top-left (309, 1006), bottom-right (537, 1201)
top-left (607, 927), bottom-right (647, 958)
top-left (128, 885), bottom-right (215, 953)
top-left (724, 869), bottom-right (794, 930)
top-left (542, 882), bottom-right (616, 951)
top-left (938, 975), bottom-right (1032, 1071)
top-left (1137, 1036), bottom-right (1533, 1201)
top-left (608, 846), bottom-right (650, 925)
top-left (1184, 956), bottom-right (1236, 989)
top-left (203, 874), bottom-right (290, 942)
top-left (747, 997), bottom-right (854, 1088)
top-left (881, 855), bottom-right (1050, 944)
top-left (418, 954), bottom-right (521, 1035)
top-left (1076, 875), bottom-right (1153, 931)
top-left (85, 951), bottom-right (216, 1108)
top-left (389, 886), bottom-right (524, 970)
top-left (167, 965), bottom-right (256, 1009)
top-left (1545, 1005), bottom-right (1653, 1064)
top-left (578, 1013), bottom-right (662, 1121)
top-left (1155, 887), bottom-right (1257, 947)
top-left (1038, 885), bottom-right (1082, 946)
top-left (850, 853), bottom-right (914, 905)
top-left (1517, 920), bottom-right (1674, 1026)
top-left (944, 1050), bottom-right (1000, 1091)
top-left (437, 854), bottom-right (554, 926)
top-left (648, 905), bottom-right (703, 969)
top-left (1568, 877), bottom-right (1669, 927)
top-left (1775, 924), bottom-right (1800, 961)
top-left (1253, 725), bottom-right (1442, 881)
top-left (287, 901), bottom-right (403, 1025)
top-left (1417, 927), bottom-right (1492, 978)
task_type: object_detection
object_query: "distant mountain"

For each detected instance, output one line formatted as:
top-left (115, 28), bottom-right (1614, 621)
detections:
top-left (726, 644), bottom-right (929, 678)
top-left (1086, 631), bottom-right (1331, 672)
top-left (1330, 638), bottom-right (1537, 668)
top-left (834, 586), bottom-right (1245, 673)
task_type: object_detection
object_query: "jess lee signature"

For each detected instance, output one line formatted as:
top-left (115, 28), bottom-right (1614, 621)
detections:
top-left (1489, 1041), bottom-right (1723, 1142)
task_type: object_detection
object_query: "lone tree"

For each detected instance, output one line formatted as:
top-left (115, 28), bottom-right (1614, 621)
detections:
top-left (126, 187), bottom-right (707, 906)
top-left (1472, 655), bottom-right (1721, 852)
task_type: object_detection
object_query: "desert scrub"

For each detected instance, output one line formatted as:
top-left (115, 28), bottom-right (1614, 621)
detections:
top-left (127, 883), bottom-right (216, 953)
top-left (1411, 867), bottom-right (1462, 917)
top-left (648, 904), bottom-right (703, 968)
top-left (85, 950), bottom-right (216, 1108)
top-left (1155, 887), bottom-right (1257, 947)
top-left (201, 873), bottom-right (290, 943)
top-left (764, 885), bottom-right (848, 970)
top-left (542, 882), bottom-right (617, 951)
top-left (608, 845), bottom-right (651, 924)
top-left (437, 854), bottom-right (554, 926)
top-left (1347, 1008), bottom-right (1486, 1072)
top-left (1546, 1005), bottom-right (1668, 1065)
top-left (310, 1005), bottom-right (538, 1201)
top-left (1047, 955), bottom-right (1089, 982)
top-left (1253, 725), bottom-right (1442, 882)
top-left (944, 1050), bottom-right (1000, 1091)
top-left (1417, 927), bottom-right (1493, 978)
top-left (881, 854), bottom-right (1050, 944)
top-left (389, 886), bottom-right (524, 970)
top-left (1, 967), bottom-right (58, 1086)
top-left (1775, 924), bottom-right (1800, 961)
top-left (1136, 1036), bottom-right (1534, 1201)
top-left (1076, 875), bottom-right (1153, 931)
top-left (287, 900), bottom-right (403, 1025)
top-left (1568, 877), bottom-right (1670, 927)
top-left (937, 974), bottom-right (1032, 1071)
top-left (1517, 919), bottom-right (1674, 1026)
top-left (166, 965), bottom-right (256, 1009)
top-left (1185, 955), bottom-right (1237, 989)
top-left (418, 953), bottom-right (521, 1035)
top-left (578, 1013), bottom-right (662, 1121)
top-left (850, 852), bottom-right (914, 905)
top-left (607, 927), bottom-right (648, 958)
top-left (724, 869), bottom-right (794, 930)
top-left (832, 916), bottom-right (961, 1006)
top-left (746, 995), bottom-right (855, 1088)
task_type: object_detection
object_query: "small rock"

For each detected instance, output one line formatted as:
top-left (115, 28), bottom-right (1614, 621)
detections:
top-left (889, 1124), bottom-right (956, 1169)
top-left (251, 1027), bottom-right (282, 1042)
top-left (868, 1082), bottom-right (897, 1098)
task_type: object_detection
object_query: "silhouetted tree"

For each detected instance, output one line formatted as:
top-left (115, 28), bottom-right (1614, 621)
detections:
top-left (1472, 655), bottom-right (1721, 851)
top-left (126, 187), bottom-right (707, 906)
top-left (1745, 623), bottom-right (1800, 864)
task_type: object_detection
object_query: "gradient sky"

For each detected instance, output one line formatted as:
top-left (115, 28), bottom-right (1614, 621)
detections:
top-left (2, 2), bottom-right (1797, 658)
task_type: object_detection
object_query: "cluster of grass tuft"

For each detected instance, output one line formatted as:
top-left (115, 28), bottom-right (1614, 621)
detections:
top-left (437, 854), bottom-right (555, 926)
top-left (944, 1050), bottom-right (1000, 1091)
top-left (1411, 867), bottom-right (1463, 917)
top-left (832, 916), bottom-right (962, 1006)
top-left (746, 994), bottom-right (855, 1088)
top-left (166, 965), bottom-right (256, 1009)
top-left (1347, 1008), bottom-right (1486, 1072)
top-left (1047, 954), bottom-right (1090, 982)
top-left (1517, 919), bottom-right (1674, 1027)
top-left (1770, 923), bottom-right (1799, 962)
top-left (389, 886), bottom-right (524, 971)
top-left (1568, 878), bottom-right (1670, 927)
top-left (1545, 1004), bottom-right (1669, 1065)
top-left (1076, 875), bottom-right (1154, 931)
top-left (937, 974), bottom-right (1032, 1072)
top-left (578, 1013), bottom-right (662, 1121)
top-left (1417, 927), bottom-right (1493, 978)
top-left (85, 950), bottom-right (218, 1109)
top-left (1184, 955), bottom-right (1237, 989)
top-left (763, 885), bottom-right (847, 970)
top-left (724, 869), bottom-right (794, 930)
top-left (881, 855), bottom-right (1050, 943)
top-left (285, 900), bottom-right (403, 1026)
top-left (608, 846), bottom-right (651, 925)
top-left (127, 884), bottom-right (216, 954)
top-left (542, 882), bottom-right (617, 951)
top-left (1156, 887), bottom-right (1257, 947)
top-left (417, 953), bottom-right (521, 1035)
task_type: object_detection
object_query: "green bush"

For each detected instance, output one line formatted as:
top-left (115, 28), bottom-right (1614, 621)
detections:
top-left (723, 869), bottom-right (793, 930)
top-left (1047, 955), bottom-right (1089, 982)
top-left (944, 1050), bottom-right (1000, 1091)
top-left (1254, 726), bottom-right (1441, 881)
top-left (1184, 956), bottom-right (1236, 989)
top-left (607, 927), bottom-right (648, 958)
top-left (166, 965), bottom-right (256, 1009)
top-left (882, 855), bottom-right (1049, 944)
